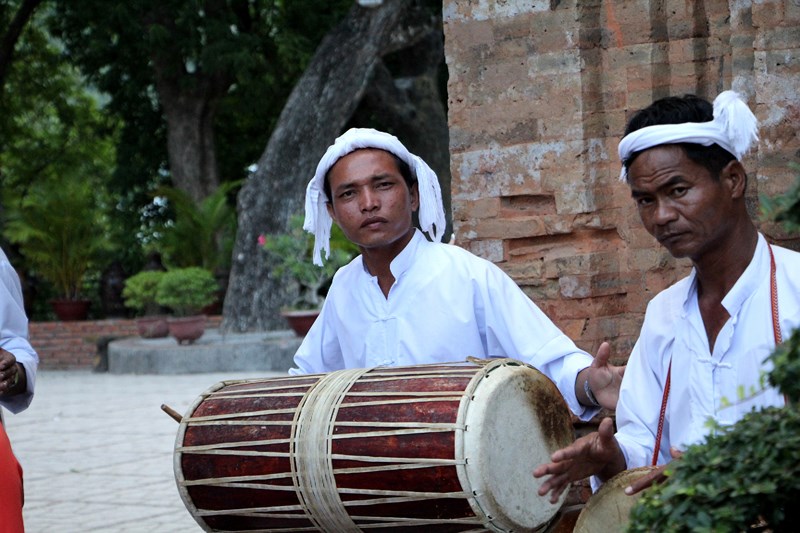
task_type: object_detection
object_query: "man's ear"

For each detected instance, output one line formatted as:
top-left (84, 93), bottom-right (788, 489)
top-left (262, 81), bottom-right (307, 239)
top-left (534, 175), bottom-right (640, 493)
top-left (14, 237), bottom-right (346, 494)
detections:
top-left (722, 160), bottom-right (747, 199)
top-left (409, 182), bottom-right (420, 212)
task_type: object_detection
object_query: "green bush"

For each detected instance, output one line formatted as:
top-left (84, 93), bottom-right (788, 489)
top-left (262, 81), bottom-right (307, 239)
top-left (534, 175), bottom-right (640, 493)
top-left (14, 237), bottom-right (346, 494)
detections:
top-left (154, 267), bottom-right (218, 316)
top-left (122, 271), bottom-right (165, 316)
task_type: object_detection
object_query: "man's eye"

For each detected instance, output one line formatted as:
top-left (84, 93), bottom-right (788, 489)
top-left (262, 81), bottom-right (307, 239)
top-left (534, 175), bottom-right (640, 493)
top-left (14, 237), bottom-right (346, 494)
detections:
top-left (636, 197), bottom-right (653, 207)
top-left (670, 187), bottom-right (687, 197)
top-left (376, 181), bottom-right (393, 189)
top-left (338, 190), bottom-right (355, 199)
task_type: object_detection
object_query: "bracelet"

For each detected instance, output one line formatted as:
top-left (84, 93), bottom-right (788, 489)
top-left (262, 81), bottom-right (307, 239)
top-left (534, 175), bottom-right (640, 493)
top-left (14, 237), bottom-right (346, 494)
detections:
top-left (583, 378), bottom-right (601, 407)
top-left (9, 365), bottom-right (19, 388)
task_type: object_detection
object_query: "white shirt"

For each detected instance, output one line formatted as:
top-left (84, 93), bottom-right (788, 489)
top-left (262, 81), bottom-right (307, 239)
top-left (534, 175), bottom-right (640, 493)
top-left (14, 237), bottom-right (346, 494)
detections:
top-left (291, 230), bottom-right (596, 419)
top-left (0, 247), bottom-right (38, 414)
top-left (616, 234), bottom-right (800, 468)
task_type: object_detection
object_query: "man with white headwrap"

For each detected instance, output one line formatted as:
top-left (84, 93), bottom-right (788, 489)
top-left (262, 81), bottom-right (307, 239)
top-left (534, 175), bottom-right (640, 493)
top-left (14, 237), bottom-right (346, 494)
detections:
top-left (535, 91), bottom-right (800, 500)
top-left (291, 127), bottom-right (625, 417)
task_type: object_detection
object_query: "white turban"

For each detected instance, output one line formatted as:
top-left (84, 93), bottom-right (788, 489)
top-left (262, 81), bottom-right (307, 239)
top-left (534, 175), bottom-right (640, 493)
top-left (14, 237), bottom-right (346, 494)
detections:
top-left (303, 128), bottom-right (446, 266)
top-left (618, 90), bottom-right (759, 181)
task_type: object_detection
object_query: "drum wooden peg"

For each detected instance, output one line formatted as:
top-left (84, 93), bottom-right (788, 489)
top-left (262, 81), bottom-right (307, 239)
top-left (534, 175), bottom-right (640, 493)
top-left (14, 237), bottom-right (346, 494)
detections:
top-left (161, 404), bottom-right (183, 423)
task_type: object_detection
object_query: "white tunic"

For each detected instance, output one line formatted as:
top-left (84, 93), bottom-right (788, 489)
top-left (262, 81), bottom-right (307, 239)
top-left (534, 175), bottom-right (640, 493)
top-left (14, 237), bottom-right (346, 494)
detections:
top-left (291, 230), bottom-right (596, 419)
top-left (616, 234), bottom-right (800, 468)
top-left (0, 247), bottom-right (38, 415)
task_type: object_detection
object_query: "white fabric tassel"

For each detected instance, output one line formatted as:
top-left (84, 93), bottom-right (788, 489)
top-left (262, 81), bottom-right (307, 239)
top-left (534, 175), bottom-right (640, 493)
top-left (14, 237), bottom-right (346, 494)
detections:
top-left (712, 90), bottom-right (759, 160)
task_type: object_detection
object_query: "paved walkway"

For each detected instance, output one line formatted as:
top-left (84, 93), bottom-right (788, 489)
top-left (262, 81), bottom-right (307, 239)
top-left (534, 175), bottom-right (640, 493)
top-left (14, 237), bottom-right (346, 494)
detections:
top-left (4, 369), bottom-right (287, 533)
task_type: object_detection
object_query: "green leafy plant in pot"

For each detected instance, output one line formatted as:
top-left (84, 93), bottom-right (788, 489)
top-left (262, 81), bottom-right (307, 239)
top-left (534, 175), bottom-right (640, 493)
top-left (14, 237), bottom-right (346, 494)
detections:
top-left (260, 214), bottom-right (357, 335)
top-left (3, 178), bottom-right (111, 320)
top-left (155, 267), bottom-right (218, 344)
top-left (122, 270), bottom-right (168, 338)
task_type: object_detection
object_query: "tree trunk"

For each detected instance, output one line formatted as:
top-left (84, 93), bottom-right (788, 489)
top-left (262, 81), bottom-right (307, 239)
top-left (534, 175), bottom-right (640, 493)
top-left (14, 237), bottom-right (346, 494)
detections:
top-left (222, 1), bottom-right (413, 332)
top-left (157, 92), bottom-right (221, 203)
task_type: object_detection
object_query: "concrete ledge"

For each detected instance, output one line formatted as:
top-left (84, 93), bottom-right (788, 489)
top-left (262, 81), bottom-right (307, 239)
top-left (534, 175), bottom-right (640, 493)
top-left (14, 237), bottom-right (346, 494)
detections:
top-left (107, 329), bottom-right (302, 374)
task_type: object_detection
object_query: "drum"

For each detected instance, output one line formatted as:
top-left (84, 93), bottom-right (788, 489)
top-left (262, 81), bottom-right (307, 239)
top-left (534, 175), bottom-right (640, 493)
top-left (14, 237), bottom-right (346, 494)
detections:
top-left (572, 466), bottom-right (658, 533)
top-left (174, 359), bottom-right (573, 532)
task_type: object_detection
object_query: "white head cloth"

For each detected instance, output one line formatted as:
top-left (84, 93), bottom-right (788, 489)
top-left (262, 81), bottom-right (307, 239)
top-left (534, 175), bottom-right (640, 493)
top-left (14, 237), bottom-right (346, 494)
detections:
top-left (303, 128), bottom-right (446, 266)
top-left (618, 90), bottom-right (759, 181)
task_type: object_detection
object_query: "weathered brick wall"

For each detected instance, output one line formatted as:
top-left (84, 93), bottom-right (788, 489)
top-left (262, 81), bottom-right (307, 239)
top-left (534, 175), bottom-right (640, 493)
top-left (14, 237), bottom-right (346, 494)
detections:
top-left (28, 316), bottom-right (222, 369)
top-left (443, 0), bottom-right (800, 361)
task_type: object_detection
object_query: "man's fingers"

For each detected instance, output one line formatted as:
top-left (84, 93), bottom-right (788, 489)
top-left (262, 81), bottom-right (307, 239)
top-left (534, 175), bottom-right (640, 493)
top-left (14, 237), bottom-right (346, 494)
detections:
top-left (625, 466), bottom-right (666, 495)
top-left (597, 417), bottom-right (615, 439)
top-left (536, 474), bottom-right (568, 501)
top-left (592, 341), bottom-right (611, 368)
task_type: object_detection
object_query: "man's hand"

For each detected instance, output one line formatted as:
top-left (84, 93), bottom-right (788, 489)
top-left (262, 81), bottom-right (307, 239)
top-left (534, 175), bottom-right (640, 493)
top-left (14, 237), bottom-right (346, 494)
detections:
top-left (0, 349), bottom-right (23, 396)
top-left (582, 341), bottom-right (626, 410)
top-left (533, 417), bottom-right (626, 503)
top-left (624, 447), bottom-right (683, 495)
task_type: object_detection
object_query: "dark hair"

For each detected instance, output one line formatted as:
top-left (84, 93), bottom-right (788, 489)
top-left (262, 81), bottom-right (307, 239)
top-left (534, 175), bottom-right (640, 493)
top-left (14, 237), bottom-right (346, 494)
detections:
top-left (323, 150), bottom-right (417, 202)
top-left (623, 94), bottom-right (736, 181)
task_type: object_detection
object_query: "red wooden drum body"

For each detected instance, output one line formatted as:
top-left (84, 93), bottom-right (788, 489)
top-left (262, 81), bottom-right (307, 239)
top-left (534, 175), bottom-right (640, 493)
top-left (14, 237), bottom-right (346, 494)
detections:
top-left (174, 359), bottom-right (573, 532)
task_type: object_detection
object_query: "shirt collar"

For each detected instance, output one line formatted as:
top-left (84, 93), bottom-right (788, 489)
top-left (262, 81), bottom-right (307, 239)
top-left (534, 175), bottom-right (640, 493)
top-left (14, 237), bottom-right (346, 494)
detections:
top-left (358, 228), bottom-right (422, 280)
top-left (720, 233), bottom-right (767, 316)
top-left (390, 229), bottom-right (423, 280)
top-left (681, 233), bottom-right (767, 316)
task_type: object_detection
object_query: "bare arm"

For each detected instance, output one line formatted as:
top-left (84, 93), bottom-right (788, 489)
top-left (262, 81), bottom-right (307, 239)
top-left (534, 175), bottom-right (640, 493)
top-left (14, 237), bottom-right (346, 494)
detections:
top-left (575, 342), bottom-right (626, 410)
top-left (533, 417), bottom-right (627, 503)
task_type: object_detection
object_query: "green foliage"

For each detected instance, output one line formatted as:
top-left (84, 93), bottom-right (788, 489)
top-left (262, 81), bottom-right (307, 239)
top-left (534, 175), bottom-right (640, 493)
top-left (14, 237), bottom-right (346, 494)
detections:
top-left (122, 271), bottom-right (165, 316)
top-left (768, 327), bottom-right (800, 403)
top-left (51, 0), bottom-right (353, 213)
top-left (153, 181), bottom-right (240, 272)
top-left (154, 267), bottom-right (218, 317)
top-left (627, 405), bottom-right (800, 532)
top-left (3, 178), bottom-right (112, 300)
top-left (261, 214), bottom-right (358, 310)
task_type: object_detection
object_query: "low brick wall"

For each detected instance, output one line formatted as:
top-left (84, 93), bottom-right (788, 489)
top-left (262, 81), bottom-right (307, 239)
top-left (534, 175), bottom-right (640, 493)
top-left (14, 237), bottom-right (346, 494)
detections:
top-left (28, 316), bottom-right (223, 370)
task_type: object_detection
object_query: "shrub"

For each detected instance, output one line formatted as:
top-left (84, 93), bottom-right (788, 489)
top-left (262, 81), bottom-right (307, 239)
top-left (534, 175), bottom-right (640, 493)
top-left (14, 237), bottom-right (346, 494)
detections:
top-left (154, 267), bottom-right (218, 316)
top-left (122, 271), bottom-right (165, 316)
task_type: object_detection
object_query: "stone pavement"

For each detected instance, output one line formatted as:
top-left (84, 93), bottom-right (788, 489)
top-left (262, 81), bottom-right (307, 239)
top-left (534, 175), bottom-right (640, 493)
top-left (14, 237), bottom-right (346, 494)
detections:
top-left (4, 369), bottom-right (288, 533)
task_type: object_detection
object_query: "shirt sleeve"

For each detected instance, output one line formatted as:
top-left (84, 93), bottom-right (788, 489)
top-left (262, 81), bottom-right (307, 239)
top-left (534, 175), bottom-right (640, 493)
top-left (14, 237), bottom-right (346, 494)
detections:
top-left (289, 297), bottom-right (344, 375)
top-left (479, 261), bottom-right (596, 420)
top-left (614, 308), bottom-right (670, 469)
top-left (0, 255), bottom-right (38, 414)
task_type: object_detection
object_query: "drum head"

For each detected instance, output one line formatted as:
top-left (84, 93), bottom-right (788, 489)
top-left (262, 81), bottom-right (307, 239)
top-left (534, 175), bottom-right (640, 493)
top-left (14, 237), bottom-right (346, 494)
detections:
top-left (573, 466), bottom-right (658, 533)
top-left (457, 359), bottom-right (573, 532)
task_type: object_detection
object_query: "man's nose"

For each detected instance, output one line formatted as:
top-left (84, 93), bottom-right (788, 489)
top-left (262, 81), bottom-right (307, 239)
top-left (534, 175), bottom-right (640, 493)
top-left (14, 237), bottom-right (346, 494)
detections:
top-left (360, 189), bottom-right (379, 212)
top-left (652, 199), bottom-right (678, 225)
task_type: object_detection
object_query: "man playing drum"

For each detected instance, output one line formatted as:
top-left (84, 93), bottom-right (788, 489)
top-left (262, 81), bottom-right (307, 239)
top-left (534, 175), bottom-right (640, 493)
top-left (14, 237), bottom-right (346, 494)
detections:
top-left (290, 127), bottom-right (624, 419)
top-left (534, 91), bottom-right (800, 499)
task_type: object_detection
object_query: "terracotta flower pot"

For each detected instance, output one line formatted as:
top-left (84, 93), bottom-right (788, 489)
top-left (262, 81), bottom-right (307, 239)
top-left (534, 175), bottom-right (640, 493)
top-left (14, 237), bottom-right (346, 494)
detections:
top-left (280, 309), bottom-right (320, 337)
top-left (50, 299), bottom-right (91, 321)
top-left (136, 316), bottom-right (170, 339)
top-left (167, 315), bottom-right (206, 345)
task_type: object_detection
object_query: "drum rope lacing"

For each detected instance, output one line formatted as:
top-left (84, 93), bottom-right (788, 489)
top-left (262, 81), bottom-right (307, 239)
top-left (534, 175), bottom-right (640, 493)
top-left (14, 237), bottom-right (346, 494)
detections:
top-left (291, 368), bottom-right (368, 532)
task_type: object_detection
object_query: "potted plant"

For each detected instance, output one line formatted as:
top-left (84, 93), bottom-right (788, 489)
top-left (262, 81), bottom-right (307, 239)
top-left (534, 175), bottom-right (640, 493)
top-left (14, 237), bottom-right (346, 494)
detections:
top-left (3, 178), bottom-right (111, 320)
top-left (155, 267), bottom-right (218, 344)
top-left (260, 214), bottom-right (357, 335)
top-left (122, 270), bottom-right (169, 338)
